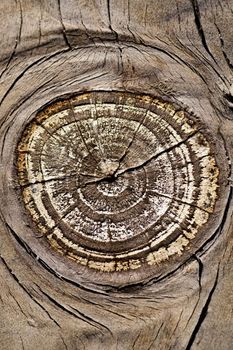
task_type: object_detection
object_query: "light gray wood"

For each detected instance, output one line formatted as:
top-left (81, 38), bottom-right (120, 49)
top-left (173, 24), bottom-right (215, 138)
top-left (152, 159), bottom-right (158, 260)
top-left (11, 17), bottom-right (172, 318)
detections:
top-left (0, 1), bottom-right (233, 349)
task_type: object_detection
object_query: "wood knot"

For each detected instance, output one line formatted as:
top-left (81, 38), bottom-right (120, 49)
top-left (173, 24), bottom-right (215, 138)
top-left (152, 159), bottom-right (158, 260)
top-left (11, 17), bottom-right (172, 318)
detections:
top-left (16, 91), bottom-right (221, 287)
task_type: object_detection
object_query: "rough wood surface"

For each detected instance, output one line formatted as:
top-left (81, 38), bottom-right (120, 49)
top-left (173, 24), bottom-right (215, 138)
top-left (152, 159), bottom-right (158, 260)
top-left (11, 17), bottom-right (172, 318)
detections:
top-left (0, 1), bottom-right (233, 349)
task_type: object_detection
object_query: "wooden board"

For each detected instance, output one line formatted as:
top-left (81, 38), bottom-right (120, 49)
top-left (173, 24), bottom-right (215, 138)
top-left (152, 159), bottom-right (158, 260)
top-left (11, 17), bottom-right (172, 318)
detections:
top-left (0, 1), bottom-right (233, 349)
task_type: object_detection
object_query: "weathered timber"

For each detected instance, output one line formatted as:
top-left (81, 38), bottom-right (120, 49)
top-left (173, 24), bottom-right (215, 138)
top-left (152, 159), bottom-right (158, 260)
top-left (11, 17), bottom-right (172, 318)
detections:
top-left (0, 1), bottom-right (233, 350)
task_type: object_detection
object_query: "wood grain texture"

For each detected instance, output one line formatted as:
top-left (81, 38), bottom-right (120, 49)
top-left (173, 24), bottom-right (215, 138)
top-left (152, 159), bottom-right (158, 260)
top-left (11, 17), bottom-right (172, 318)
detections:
top-left (0, 1), bottom-right (233, 349)
top-left (15, 91), bottom-right (225, 288)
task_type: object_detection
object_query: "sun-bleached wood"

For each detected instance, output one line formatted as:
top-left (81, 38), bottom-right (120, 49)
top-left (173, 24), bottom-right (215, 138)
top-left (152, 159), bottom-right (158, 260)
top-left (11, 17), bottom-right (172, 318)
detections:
top-left (0, 1), bottom-right (233, 349)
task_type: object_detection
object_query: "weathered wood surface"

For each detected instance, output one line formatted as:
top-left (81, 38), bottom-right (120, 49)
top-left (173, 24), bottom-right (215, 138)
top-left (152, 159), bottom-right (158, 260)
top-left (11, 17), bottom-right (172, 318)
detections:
top-left (0, 1), bottom-right (233, 349)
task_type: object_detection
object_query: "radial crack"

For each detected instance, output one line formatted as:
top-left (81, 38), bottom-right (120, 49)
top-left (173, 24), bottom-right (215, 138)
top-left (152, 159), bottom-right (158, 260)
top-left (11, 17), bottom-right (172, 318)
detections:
top-left (116, 129), bottom-right (200, 177)
top-left (115, 107), bottom-right (150, 173)
top-left (149, 189), bottom-right (211, 214)
top-left (68, 102), bottom-right (99, 164)
top-left (21, 172), bottom-right (77, 188)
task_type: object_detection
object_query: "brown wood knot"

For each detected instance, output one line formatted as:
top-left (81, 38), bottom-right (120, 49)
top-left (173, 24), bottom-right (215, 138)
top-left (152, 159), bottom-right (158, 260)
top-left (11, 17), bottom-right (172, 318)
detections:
top-left (16, 91), bottom-right (221, 286)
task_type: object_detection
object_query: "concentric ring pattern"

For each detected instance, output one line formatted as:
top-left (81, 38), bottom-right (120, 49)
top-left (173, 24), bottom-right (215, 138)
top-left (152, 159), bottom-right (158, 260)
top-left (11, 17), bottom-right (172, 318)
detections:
top-left (17, 92), bottom-right (219, 278)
